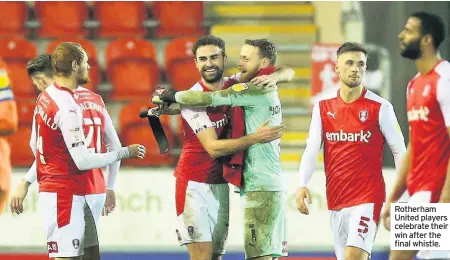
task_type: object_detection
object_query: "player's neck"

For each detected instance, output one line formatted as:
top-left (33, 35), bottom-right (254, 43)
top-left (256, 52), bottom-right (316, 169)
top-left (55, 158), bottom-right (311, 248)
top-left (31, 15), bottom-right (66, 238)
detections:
top-left (415, 53), bottom-right (440, 75)
top-left (54, 76), bottom-right (78, 92)
top-left (339, 84), bottom-right (363, 103)
top-left (201, 78), bottom-right (224, 91)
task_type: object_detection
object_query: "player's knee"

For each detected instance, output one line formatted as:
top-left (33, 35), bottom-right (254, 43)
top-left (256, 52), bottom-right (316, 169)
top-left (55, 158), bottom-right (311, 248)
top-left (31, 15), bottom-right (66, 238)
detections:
top-left (83, 245), bottom-right (100, 260)
top-left (344, 246), bottom-right (369, 260)
top-left (248, 256), bottom-right (275, 260)
top-left (389, 250), bottom-right (416, 260)
top-left (187, 242), bottom-right (213, 260)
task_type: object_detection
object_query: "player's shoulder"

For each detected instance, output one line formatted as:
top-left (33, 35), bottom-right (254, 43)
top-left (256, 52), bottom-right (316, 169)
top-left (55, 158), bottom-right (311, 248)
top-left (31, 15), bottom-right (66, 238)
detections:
top-left (363, 89), bottom-right (393, 108)
top-left (75, 86), bottom-right (105, 102)
top-left (434, 60), bottom-right (450, 79)
top-left (45, 84), bottom-right (78, 109)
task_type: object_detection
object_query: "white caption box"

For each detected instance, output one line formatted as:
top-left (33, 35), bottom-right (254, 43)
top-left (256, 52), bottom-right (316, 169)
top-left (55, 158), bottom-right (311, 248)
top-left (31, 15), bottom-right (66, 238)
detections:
top-left (390, 203), bottom-right (450, 250)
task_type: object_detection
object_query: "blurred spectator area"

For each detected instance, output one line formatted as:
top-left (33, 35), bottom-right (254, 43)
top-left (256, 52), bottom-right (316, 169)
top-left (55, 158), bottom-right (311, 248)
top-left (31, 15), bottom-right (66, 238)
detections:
top-left (0, 1), bottom-right (347, 168)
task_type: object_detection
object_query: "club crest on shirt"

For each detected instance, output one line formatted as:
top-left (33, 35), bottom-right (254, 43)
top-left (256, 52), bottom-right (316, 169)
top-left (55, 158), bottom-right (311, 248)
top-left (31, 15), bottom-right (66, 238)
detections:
top-left (72, 239), bottom-right (80, 249)
top-left (359, 110), bottom-right (368, 122)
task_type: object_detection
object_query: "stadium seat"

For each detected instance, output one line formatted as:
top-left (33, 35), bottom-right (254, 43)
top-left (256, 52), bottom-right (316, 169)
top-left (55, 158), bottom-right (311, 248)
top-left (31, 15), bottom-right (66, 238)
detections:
top-left (35, 1), bottom-right (88, 38)
top-left (47, 39), bottom-right (100, 92)
top-left (119, 102), bottom-right (175, 166)
top-left (93, 1), bottom-right (147, 38)
top-left (0, 39), bottom-right (37, 99)
top-left (10, 101), bottom-right (35, 167)
top-left (152, 2), bottom-right (205, 37)
top-left (165, 37), bottom-right (199, 91)
top-left (105, 39), bottom-right (159, 101)
top-left (0, 2), bottom-right (28, 38)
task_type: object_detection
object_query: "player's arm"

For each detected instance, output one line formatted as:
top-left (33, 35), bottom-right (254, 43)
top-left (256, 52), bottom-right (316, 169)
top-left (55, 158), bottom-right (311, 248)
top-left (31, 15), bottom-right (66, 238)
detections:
top-left (296, 103), bottom-right (323, 215)
top-left (59, 105), bottom-right (144, 171)
top-left (250, 66), bottom-right (295, 87)
top-left (437, 77), bottom-right (450, 203)
top-left (102, 107), bottom-right (122, 190)
top-left (0, 68), bottom-right (18, 136)
top-left (182, 107), bottom-right (283, 159)
top-left (169, 84), bottom-right (273, 107)
top-left (379, 101), bottom-right (407, 169)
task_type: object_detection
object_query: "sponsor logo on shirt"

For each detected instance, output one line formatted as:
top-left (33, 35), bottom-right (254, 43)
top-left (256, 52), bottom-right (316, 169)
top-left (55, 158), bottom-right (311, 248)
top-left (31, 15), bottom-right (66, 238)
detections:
top-left (325, 129), bottom-right (372, 143)
top-left (407, 106), bottom-right (430, 122)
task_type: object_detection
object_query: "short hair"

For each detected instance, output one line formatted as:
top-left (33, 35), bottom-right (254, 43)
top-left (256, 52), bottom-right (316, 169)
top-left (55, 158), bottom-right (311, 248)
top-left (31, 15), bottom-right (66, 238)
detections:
top-left (27, 53), bottom-right (53, 77)
top-left (410, 12), bottom-right (445, 49)
top-left (192, 35), bottom-right (226, 57)
top-left (337, 42), bottom-right (368, 57)
top-left (244, 39), bottom-right (277, 66)
top-left (51, 42), bottom-right (85, 77)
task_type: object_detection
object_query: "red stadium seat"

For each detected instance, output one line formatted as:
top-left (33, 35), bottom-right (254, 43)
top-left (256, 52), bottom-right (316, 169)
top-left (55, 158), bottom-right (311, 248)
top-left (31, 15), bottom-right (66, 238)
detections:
top-left (10, 101), bottom-right (35, 167)
top-left (0, 2), bottom-right (28, 38)
top-left (35, 1), bottom-right (88, 38)
top-left (152, 2), bottom-right (205, 37)
top-left (105, 39), bottom-right (159, 101)
top-left (0, 39), bottom-right (37, 99)
top-left (47, 39), bottom-right (101, 92)
top-left (119, 102), bottom-right (175, 166)
top-left (93, 1), bottom-right (147, 38)
top-left (165, 37), bottom-right (199, 91)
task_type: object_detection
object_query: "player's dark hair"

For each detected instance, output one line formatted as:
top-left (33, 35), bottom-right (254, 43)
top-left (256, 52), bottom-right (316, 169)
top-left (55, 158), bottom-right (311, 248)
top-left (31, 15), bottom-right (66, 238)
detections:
top-left (337, 42), bottom-right (368, 57)
top-left (410, 12), bottom-right (445, 49)
top-left (192, 35), bottom-right (226, 57)
top-left (244, 39), bottom-right (277, 66)
top-left (27, 53), bottom-right (53, 77)
top-left (51, 42), bottom-right (85, 77)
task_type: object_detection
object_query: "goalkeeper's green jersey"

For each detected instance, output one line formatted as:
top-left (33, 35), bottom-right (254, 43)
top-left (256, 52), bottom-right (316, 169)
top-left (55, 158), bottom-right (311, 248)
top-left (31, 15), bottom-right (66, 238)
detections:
top-left (210, 89), bottom-right (286, 192)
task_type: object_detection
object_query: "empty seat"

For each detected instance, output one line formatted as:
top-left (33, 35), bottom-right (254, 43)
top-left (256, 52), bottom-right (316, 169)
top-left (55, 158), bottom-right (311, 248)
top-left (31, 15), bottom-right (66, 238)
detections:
top-left (10, 101), bottom-right (35, 167)
top-left (93, 1), bottom-right (147, 38)
top-left (35, 1), bottom-right (88, 38)
top-left (0, 39), bottom-right (37, 99)
top-left (119, 102), bottom-right (175, 166)
top-left (105, 39), bottom-right (159, 100)
top-left (47, 39), bottom-right (101, 91)
top-left (165, 37), bottom-right (199, 91)
top-left (0, 2), bottom-right (28, 38)
top-left (152, 2), bottom-right (205, 37)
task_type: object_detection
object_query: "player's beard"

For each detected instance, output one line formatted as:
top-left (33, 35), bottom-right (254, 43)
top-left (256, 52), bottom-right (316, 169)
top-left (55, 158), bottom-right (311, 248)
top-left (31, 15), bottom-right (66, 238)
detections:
top-left (341, 75), bottom-right (361, 88)
top-left (76, 71), bottom-right (90, 85)
top-left (239, 68), bottom-right (259, 83)
top-left (400, 37), bottom-right (422, 60)
top-left (201, 66), bottom-right (223, 83)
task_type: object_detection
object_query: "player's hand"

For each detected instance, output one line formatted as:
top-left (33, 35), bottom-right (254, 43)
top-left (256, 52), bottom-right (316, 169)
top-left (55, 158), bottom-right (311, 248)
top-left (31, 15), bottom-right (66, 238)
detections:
top-left (102, 190), bottom-right (116, 216)
top-left (152, 85), bottom-right (176, 105)
top-left (254, 120), bottom-right (285, 143)
top-left (10, 179), bottom-right (31, 215)
top-left (381, 202), bottom-right (391, 231)
top-left (127, 144), bottom-right (146, 159)
top-left (250, 74), bottom-right (278, 89)
top-left (296, 187), bottom-right (312, 215)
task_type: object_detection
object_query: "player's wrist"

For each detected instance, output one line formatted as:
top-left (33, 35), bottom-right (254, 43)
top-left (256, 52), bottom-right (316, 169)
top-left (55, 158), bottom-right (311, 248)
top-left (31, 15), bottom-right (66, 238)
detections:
top-left (119, 147), bottom-right (130, 159)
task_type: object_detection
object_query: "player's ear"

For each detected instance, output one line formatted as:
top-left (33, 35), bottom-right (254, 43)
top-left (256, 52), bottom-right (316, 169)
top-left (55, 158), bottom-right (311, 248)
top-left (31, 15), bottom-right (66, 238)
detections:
top-left (72, 60), bottom-right (78, 71)
top-left (422, 34), bottom-right (432, 47)
top-left (335, 63), bottom-right (340, 75)
top-left (223, 54), bottom-right (227, 63)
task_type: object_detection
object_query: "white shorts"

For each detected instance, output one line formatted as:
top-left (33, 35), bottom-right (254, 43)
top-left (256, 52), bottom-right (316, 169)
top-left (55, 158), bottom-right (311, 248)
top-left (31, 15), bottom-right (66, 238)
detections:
top-left (399, 190), bottom-right (450, 259)
top-left (84, 193), bottom-right (106, 248)
top-left (330, 203), bottom-right (382, 260)
top-left (38, 192), bottom-right (89, 258)
top-left (175, 180), bottom-right (230, 255)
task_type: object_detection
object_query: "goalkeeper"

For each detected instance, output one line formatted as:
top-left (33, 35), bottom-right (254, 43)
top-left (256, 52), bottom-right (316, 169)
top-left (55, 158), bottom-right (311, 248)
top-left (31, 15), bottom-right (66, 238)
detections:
top-left (154, 39), bottom-right (292, 260)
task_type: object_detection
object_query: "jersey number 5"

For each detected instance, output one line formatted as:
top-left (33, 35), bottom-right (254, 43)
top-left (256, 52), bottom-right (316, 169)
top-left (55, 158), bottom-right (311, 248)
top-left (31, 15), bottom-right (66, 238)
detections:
top-left (84, 117), bottom-right (102, 153)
